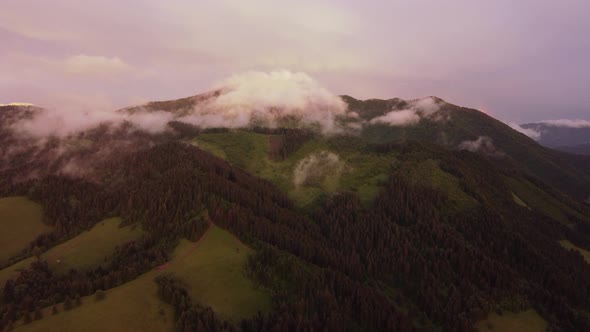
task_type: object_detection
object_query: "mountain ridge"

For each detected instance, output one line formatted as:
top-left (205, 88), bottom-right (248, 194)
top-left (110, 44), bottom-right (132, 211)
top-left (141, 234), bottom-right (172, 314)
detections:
top-left (2, 91), bottom-right (590, 331)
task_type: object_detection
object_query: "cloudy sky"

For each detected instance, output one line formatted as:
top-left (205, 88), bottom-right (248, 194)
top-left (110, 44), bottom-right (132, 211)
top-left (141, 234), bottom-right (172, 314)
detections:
top-left (1, 0), bottom-right (588, 122)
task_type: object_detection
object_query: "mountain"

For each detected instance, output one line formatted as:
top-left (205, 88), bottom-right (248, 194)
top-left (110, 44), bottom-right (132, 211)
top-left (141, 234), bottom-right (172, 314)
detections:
top-left (2, 94), bottom-right (590, 331)
top-left (558, 143), bottom-right (590, 155)
top-left (520, 122), bottom-right (590, 155)
top-left (520, 122), bottom-right (590, 148)
top-left (344, 96), bottom-right (590, 202)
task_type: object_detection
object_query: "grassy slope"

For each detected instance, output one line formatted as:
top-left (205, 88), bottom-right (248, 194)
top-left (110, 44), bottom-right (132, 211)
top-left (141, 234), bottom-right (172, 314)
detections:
top-left (165, 225), bottom-right (271, 322)
top-left (560, 240), bottom-right (590, 264)
top-left (354, 97), bottom-right (590, 202)
top-left (15, 271), bottom-right (174, 332)
top-left (0, 218), bottom-right (143, 290)
top-left (511, 192), bottom-right (529, 209)
top-left (505, 177), bottom-right (589, 226)
top-left (474, 309), bottom-right (547, 332)
top-left (0, 197), bottom-right (49, 265)
top-left (398, 159), bottom-right (478, 210)
top-left (193, 130), bottom-right (547, 214)
top-left (192, 131), bottom-right (395, 208)
top-left (15, 225), bottom-right (269, 331)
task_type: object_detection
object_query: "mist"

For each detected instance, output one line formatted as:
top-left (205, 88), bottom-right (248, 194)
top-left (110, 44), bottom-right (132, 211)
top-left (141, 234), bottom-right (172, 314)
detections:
top-left (1, 70), bottom-right (356, 184)
top-left (179, 70), bottom-right (348, 134)
top-left (9, 70), bottom-right (350, 139)
top-left (368, 97), bottom-right (443, 127)
top-left (458, 136), bottom-right (503, 156)
top-left (509, 123), bottom-right (541, 140)
top-left (537, 119), bottom-right (590, 128)
top-left (293, 151), bottom-right (344, 188)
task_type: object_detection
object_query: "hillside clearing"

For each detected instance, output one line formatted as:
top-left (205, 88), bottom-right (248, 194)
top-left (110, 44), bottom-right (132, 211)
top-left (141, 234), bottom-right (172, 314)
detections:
top-left (474, 309), bottom-right (547, 332)
top-left (14, 271), bottom-right (174, 332)
top-left (0, 217), bottom-right (143, 291)
top-left (164, 225), bottom-right (271, 322)
top-left (399, 159), bottom-right (478, 210)
top-left (560, 240), bottom-right (590, 263)
top-left (506, 177), bottom-right (589, 225)
top-left (0, 197), bottom-right (48, 266)
top-left (191, 131), bottom-right (395, 208)
top-left (13, 225), bottom-right (269, 330)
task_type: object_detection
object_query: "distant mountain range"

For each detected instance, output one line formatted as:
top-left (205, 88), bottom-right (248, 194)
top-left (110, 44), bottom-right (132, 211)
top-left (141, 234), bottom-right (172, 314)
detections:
top-left (520, 122), bottom-right (590, 155)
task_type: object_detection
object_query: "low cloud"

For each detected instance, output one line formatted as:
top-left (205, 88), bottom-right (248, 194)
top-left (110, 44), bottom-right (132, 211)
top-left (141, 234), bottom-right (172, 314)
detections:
top-left (293, 151), bottom-right (344, 188)
top-left (369, 110), bottom-right (420, 126)
top-left (368, 97), bottom-right (443, 127)
top-left (458, 136), bottom-right (503, 156)
top-left (180, 70), bottom-right (348, 134)
top-left (11, 107), bottom-right (174, 138)
top-left (537, 119), bottom-right (590, 128)
top-left (8, 70), bottom-right (350, 138)
top-left (1, 70), bottom-right (360, 185)
top-left (509, 123), bottom-right (541, 140)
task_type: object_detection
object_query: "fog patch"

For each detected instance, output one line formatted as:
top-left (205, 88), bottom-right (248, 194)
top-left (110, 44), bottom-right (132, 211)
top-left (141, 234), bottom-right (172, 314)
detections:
top-left (537, 119), bottom-right (590, 128)
top-left (509, 123), bottom-right (541, 140)
top-left (180, 70), bottom-right (348, 134)
top-left (458, 136), bottom-right (503, 156)
top-left (293, 151), bottom-right (345, 188)
top-left (368, 97), bottom-right (444, 127)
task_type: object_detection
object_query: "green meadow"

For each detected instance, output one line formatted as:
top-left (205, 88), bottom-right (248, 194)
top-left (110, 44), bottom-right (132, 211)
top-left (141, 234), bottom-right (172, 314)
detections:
top-left (192, 130), bottom-right (396, 208)
top-left (560, 240), bottom-right (590, 264)
top-left (165, 225), bottom-right (271, 322)
top-left (13, 225), bottom-right (270, 331)
top-left (0, 217), bottom-right (143, 292)
top-left (0, 197), bottom-right (49, 266)
top-left (474, 309), bottom-right (547, 332)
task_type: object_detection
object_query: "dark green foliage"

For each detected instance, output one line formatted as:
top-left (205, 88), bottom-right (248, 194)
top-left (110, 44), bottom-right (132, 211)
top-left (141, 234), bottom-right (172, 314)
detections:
top-left (346, 96), bottom-right (590, 202)
top-left (2, 106), bottom-right (590, 332)
top-left (268, 128), bottom-right (314, 160)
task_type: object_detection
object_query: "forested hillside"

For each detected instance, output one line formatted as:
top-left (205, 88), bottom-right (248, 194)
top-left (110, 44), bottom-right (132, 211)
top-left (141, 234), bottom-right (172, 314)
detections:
top-left (1, 100), bottom-right (590, 331)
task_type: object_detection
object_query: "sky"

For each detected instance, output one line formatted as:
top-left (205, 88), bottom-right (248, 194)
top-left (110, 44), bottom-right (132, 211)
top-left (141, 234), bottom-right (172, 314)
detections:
top-left (1, 0), bottom-right (588, 123)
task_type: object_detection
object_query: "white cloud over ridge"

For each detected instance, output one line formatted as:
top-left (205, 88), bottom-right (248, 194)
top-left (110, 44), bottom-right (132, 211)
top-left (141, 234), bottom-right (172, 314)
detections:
top-left (185, 70), bottom-right (347, 133)
top-left (537, 119), bottom-right (590, 128)
top-left (509, 123), bottom-right (541, 140)
top-left (10, 70), bottom-right (350, 137)
top-left (368, 97), bottom-right (443, 127)
top-left (369, 110), bottom-right (420, 126)
top-left (457, 136), bottom-right (503, 157)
